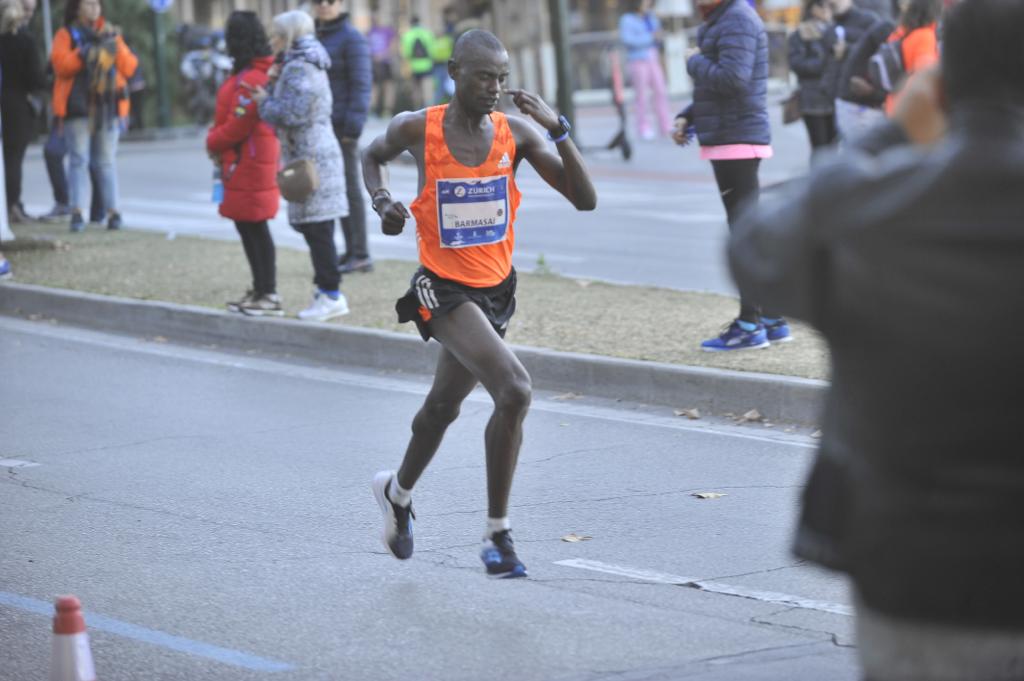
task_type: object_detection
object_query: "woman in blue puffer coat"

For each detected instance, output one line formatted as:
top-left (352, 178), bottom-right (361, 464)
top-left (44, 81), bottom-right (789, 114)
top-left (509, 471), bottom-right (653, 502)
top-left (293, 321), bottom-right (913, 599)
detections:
top-left (674, 0), bottom-right (789, 351)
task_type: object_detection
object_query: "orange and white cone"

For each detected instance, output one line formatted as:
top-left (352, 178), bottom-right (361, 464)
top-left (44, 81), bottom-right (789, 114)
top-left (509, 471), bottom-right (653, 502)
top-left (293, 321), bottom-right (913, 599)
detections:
top-left (50, 595), bottom-right (97, 681)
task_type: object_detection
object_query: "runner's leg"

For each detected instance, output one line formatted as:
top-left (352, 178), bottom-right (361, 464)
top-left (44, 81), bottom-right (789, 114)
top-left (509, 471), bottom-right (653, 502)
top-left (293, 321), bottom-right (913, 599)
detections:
top-left (395, 346), bottom-right (479, 491)
top-left (428, 302), bottom-right (531, 519)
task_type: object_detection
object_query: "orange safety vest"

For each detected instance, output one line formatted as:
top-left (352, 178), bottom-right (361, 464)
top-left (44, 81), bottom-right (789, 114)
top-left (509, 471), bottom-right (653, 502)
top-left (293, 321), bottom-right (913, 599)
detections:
top-left (410, 105), bottom-right (522, 288)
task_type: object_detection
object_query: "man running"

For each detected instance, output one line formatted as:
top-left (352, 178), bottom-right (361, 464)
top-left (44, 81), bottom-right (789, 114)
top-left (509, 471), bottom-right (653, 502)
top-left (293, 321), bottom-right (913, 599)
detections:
top-left (363, 29), bottom-right (596, 578)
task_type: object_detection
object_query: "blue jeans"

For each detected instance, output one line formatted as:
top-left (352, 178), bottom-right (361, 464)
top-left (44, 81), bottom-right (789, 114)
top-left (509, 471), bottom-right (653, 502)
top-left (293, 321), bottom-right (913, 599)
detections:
top-left (65, 117), bottom-right (120, 216)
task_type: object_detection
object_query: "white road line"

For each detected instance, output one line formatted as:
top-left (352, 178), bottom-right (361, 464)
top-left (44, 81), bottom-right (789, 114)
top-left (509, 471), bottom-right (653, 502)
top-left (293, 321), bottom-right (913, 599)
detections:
top-left (555, 559), bottom-right (853, 617)
top-left (0, 458), bottom-right (41, 468)
top-left (1, 317), bottom-right (817, 450)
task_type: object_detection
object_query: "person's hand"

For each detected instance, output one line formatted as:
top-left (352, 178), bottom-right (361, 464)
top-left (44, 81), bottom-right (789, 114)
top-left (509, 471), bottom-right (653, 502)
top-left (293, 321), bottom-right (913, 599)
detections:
top-left (341, 137), bottom-right (357, 147)
top-left (243, 82), bottom-right (269, 103)
top-left (849, 75), bottom-right (875, 98)
top-left (833, 40), bottom-right (847, 60)
top-left (672, 117), bottom-right (692, 146)
top-left (506, 89), bottom-right (560, 135)
top-left (267, 64), bottom-right (281, 81)
top-left (374, 194), bottom-right (411, 235)
top-left (892, 66), bottom-right (947, 146)
top-left (685, 46), bottom-right (701, 61)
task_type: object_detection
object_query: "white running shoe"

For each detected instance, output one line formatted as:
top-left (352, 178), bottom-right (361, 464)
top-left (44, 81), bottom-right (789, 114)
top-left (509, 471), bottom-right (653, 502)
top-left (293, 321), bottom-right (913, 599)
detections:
top-left (372, 471), bottom-right (414, 560)
top-left (297, 291), bottom-right (349, 322)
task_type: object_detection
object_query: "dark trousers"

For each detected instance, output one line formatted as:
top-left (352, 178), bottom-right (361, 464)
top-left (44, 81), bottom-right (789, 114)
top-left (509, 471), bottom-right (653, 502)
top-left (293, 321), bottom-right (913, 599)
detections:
top-left (44, 124), bottom-right (103, 217)
top-left (295, 219), bottom-right (341, 292)
top-left (803, 113), bottom-right (838, 150)
top-left (1, 98), bottom-right (33, 210)
top-left (333, 127), bottom-right (369, 261)
top-left (711, 158), bottom-right (772, 323)
top-left (234, 220), bottom-right (277, 295)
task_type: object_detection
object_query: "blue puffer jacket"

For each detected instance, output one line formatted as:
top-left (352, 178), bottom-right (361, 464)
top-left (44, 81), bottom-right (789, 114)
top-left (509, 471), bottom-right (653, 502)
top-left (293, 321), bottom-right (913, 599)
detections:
top-left (681, 0), bottom-right (771, 146)
top-left (316, 14), bottom-right (371, 139)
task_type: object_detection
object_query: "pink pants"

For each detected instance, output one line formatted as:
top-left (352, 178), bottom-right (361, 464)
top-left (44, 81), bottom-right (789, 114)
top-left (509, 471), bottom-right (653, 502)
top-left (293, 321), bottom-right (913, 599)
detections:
top-left (629, 50), bottom-right (673, 137)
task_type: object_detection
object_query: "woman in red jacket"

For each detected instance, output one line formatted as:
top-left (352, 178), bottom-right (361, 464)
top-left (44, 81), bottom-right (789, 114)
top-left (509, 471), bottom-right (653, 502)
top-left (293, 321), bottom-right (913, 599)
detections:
top-left (206, 11), bottom-right (282, 316)
top-left (885, 0), bottom-right (941, 113)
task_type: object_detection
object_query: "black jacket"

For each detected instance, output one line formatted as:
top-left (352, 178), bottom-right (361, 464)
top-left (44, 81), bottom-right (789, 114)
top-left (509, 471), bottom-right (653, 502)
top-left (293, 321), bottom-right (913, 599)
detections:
top-left (787, 27), bottom-right (834, 115)
top-left (315, 14), bottom-right (371, 139)
top-left (822, 6), bottom-right (881, 105)
top-left (728, 105), bottom-right (1024, 628)
top-left (836, 18), bottom-right (894, 106)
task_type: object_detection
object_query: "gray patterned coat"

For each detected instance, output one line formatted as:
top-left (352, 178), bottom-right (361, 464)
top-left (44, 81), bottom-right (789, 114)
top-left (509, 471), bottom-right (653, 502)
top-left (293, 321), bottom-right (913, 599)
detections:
top-left (258, 36), bottom-right (348, 225)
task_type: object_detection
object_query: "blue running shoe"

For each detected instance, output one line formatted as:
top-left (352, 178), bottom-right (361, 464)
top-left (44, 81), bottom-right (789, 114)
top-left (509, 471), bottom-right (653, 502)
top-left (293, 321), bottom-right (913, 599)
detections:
top-left (701, 320), bottom-right (770, 352)
top-left (0, 257), bottom-right (11, 280)
top-left (763, 318), bottom-right (793, 343)
top-left (481, 530), bottom-right (527, 578)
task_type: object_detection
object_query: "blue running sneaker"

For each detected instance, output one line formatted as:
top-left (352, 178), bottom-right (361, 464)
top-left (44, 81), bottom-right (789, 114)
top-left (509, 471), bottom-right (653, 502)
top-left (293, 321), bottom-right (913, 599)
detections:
top-left (701, 320), bottom-right (770, 352)
top-left (372, 471), bottom-right (414, 560)
top-left (763, 318), bottom-right (793, 343)
top-left (0, 257), bottom-right (11, 280)
top-left (481, 530), bottom-right (527, 579)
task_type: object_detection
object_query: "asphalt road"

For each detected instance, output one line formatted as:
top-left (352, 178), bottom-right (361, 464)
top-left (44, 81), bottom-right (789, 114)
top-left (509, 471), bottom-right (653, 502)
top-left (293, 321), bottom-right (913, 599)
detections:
top-left (19, 105), bottom-right (812, 296)
top-left (0, 315), bottom-right (858, 680)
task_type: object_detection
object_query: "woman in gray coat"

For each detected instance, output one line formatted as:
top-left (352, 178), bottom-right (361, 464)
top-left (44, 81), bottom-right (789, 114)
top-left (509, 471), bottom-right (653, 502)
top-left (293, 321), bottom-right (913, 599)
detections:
top-left (252, 10), bottom-right (349, 322)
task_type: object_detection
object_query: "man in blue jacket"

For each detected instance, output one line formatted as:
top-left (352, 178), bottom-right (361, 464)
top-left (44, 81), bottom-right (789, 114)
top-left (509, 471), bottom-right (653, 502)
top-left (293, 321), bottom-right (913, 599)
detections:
top-left (315, 0), bottom-right (373, 273)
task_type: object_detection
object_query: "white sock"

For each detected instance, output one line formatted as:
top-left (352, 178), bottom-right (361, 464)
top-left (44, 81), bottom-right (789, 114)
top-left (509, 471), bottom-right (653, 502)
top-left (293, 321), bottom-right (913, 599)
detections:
top-left (388, 475), bottom-right (412, 508)
top-left (485, 517), bottom-right (511, 539)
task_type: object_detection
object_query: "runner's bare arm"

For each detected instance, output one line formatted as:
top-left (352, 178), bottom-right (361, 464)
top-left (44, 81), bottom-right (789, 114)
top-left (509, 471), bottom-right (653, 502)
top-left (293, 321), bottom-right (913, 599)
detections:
top-left (362, 112), bottom-right (426, 235)
top-left (507, 90), bottom-right (597, 212)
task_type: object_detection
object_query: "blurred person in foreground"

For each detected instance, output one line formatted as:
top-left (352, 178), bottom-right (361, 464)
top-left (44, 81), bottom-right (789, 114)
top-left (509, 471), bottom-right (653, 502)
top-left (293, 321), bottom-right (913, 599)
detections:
top-left (206, 11), bottom-right (281, 317)
top-left (674, 0), bottom-right (791, 351)
top-left (250, 10), bottom-right (350, 322)
top-left (729, 0), bottom-right (1024, 677)
top-left (314, 0), bottom-right (373, 274)
top-left (0, 0), bottom-right (45, 224)
top-left (50, 0), bottom-right (137, 233)
top-left (788, 0), bottom-right (838, 155)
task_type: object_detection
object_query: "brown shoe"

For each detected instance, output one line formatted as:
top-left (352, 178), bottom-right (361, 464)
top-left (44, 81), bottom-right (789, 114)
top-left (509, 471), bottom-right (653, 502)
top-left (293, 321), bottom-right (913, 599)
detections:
top-left (240, 293), bottom-right (284, 317)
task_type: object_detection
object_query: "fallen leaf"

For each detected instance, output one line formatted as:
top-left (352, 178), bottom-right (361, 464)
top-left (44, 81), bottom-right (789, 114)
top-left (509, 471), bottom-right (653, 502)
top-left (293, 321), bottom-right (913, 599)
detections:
top-left (552, 392), bottom-right (582, 401)
top-left (739, 409), bottom-right (763, 423)
top-left (692, 492), bottom-right (727, 500)
top-left (674, 408), bottom-right (701, 420)
top-left (561, 533), bottom-right (593, 543)
top-left (559, 422), bottom-right (570, 427)
top-left (811, 430), bottom-right (823, 439)
top-left (152, 336), bottom-right (168, 344)
top-left (575, 279), bottom-right (592, 288)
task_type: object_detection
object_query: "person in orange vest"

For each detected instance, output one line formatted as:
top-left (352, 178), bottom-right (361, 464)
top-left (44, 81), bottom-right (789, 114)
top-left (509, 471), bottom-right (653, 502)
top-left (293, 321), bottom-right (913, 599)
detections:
top-left (362, 29), bottom-right (596, 579)
top-left (884, 0), bottom-right (941, 113)
top-left (50, 0), bottom-right (137, 233)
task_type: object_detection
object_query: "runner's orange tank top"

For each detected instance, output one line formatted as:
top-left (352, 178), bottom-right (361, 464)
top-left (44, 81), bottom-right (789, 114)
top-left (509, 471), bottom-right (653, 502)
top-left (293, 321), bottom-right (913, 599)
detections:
top-left (410, 105), bottom-right (521, 288)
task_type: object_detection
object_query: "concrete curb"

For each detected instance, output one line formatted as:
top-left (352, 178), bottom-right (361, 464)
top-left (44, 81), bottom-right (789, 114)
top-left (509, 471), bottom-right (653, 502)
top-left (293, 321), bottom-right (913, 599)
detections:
top-left (0, 282), bottom-right (826, 424)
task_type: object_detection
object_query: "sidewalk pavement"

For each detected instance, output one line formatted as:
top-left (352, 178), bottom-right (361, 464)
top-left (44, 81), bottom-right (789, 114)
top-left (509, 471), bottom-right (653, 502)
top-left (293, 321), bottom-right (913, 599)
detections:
top-left (0, 223), bottom-right (829, 426)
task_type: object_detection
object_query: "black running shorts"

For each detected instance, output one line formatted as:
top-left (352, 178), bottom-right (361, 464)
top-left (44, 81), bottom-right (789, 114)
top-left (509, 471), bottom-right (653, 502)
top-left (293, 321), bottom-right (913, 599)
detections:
top-left (396, 267), bottom-right (517, 342)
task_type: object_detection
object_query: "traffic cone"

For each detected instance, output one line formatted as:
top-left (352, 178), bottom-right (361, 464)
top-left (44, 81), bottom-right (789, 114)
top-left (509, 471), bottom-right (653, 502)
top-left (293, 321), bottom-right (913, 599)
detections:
top-left (50, 595), bottom-right (97, 681)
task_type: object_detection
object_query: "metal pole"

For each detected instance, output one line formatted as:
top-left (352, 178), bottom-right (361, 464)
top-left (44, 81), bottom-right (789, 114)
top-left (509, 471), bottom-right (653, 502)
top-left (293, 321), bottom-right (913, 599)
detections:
top-left (547, 0), bottom-right (574, 136)
top-left (152, 9), bottom-right (171, 128)
top-left (41, 0), bottom-right (54, 57)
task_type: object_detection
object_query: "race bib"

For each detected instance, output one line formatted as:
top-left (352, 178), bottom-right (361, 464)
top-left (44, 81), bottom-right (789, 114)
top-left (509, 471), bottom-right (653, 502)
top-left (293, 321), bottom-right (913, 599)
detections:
top-left (436, 176), bottom-right (509, 249)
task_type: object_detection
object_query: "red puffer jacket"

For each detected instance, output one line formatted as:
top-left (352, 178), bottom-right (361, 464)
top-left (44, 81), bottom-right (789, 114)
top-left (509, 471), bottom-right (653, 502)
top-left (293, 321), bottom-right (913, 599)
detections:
top-left (206, 55), bottom-right (280, 222)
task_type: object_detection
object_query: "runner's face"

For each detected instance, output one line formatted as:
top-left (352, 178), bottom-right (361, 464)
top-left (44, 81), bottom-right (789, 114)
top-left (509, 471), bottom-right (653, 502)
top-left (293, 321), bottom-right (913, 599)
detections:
top-left (452, 49), bottom-right (510, 116)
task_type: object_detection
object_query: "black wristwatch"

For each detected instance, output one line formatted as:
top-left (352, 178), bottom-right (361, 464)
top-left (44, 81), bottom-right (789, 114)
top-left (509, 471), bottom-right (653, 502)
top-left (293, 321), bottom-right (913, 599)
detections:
top-left (546, 115), bottom-right (572, 142)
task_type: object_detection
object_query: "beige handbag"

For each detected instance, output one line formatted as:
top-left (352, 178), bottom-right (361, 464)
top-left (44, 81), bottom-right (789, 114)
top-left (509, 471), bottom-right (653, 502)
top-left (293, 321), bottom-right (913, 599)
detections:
top-left (277, 158), bottom-right (319, 203)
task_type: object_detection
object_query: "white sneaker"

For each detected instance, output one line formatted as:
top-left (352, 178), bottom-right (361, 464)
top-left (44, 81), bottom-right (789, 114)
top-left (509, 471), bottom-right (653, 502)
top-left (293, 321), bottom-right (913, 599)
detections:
top-left (297, 291), bottom-right (349, 322)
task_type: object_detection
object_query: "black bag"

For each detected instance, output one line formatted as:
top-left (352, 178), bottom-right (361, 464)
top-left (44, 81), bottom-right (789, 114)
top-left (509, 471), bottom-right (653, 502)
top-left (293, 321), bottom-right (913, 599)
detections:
top-left (411, 36), bottom-right (429, 60)
top-left (868, 39), bottom-right (906, 93)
